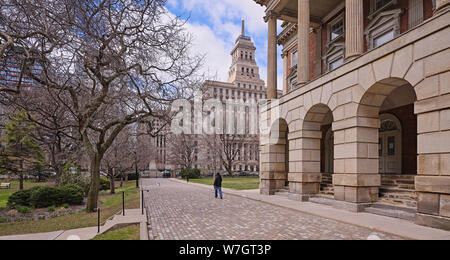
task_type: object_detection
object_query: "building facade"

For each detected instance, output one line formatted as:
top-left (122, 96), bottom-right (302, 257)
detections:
top-left (255, 0), bottom-right (450, 230)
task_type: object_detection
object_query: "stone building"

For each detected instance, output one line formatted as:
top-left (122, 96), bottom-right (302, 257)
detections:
top-left (201, 20), bottom-right (282, 173)
top-left (254, 0), bottom-right (450, 230)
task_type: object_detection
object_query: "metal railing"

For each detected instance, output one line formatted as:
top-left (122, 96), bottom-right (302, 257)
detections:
top-left (96, 184), bottom-right (148, 233)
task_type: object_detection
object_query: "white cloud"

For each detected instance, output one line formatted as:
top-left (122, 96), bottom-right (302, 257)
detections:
top-left (184, 22), bottom-right (231, 81)
top-left (167, 0), bottom-right (284, 90)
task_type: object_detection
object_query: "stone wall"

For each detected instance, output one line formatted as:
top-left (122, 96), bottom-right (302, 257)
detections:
top-left (260, 10), bottom-right (450, 229)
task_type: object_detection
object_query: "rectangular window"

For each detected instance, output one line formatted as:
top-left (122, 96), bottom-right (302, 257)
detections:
top-left (291, 50), bottom-right (298, 68)
top-left (388, 136), bottom-right (395, 156)
top-left (375, 0), bottom-right (391, 11)
top-left (329, 58), bottom-right (344, 71)
top-left (374, 30), bottom-right (395, 48)
top-left (330, 19), bottom-right (344, 41)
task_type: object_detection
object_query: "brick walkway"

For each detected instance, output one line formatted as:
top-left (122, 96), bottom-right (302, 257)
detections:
top-left (142, 179), bottom-right (403, 240)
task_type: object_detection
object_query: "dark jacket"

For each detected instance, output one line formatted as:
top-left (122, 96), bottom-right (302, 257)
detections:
top-left (214, 174), bottom-right (222, 187)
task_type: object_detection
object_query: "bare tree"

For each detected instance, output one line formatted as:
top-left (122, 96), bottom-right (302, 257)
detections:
top-left (166, 133), bottom-right (198, 170)
top-left (102, 126), bottom-right (135, 194)
top-left (204, 134), bottom-right (243, 177)
top-left (0, 0), bottom-right (203, 211)
top-left (1, 87), bottom-right (82, 186)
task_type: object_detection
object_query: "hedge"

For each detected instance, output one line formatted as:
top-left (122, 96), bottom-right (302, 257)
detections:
top-left (7, 185), bottom-right (85, 209)
top-left (180, 168), bottom-right (201, 179)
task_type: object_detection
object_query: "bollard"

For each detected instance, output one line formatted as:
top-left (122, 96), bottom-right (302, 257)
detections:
top-left (141, 190), bottom-right (144, 215)
top-left (122, 191), bottom-right (125, 216)
top-left (97, 208), bottom-right (100, 233)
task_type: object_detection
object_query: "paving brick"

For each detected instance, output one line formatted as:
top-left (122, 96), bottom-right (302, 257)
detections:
top-left (143, 179), bottom-right (401, 240)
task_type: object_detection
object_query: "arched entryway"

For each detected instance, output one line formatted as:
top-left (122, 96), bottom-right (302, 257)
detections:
top-left (287, 103), bottom-right (334, 201)
top-left (358, 78), bottom-right (418, 208)
top-left (260, 118), bottom-right (289, 195)
top-left (321, 127), bottom-right (334, 196)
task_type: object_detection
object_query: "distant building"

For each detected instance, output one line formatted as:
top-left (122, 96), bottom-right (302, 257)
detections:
top-left (200, 20), bottom-right (281, 173)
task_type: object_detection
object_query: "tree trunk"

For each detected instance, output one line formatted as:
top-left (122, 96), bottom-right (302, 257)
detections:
top-left (54, 166), bottom-right (62, 187)
top-left (109, 168), bottom-right (115, 194)
top-left (86, 156), bottom-right (101, 212)
top-left (19, 172), bottom-right (24, 190)
top-left (19, 160), bottom-right (24, 190)
top-left (109, 176), bottom-right (115, 194)
top-left (120, 172), bottom-right (124, 188)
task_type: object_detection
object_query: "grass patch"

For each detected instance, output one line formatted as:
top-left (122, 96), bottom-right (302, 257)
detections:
top-left (0, 180), bottom-right (50, 211)
top-left (92, 224), bottom-right (140, 240)
top-left (0, 181), bottom-right (140, 236)
top-left (189, 176), bottom-right (260, 190)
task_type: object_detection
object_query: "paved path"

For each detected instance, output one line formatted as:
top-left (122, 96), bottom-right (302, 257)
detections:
top-left (142, 179), bottom-right (403, 240)
top-left (0, 209), bottom-right (147, 240)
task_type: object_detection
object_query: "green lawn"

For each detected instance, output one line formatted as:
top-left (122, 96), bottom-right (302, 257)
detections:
top-left (0, 181), bottom-right (141, 236)
top-left (92, 224), bottom-right (140, 240)
top-left (0, 180), bottom-right (50, 211)
top-left (189, 176), bottom-right (260, 190)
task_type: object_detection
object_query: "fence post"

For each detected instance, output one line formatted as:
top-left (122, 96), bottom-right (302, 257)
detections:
top-left (141, 190), bottom-right (144, 215)
top-left (97, 208), bottom-right (100, 233)
top-left (122, 191), bottom-right (125, 216)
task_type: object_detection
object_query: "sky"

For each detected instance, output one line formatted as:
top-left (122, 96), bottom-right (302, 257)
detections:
top-left (166, 0), bottom-right (284, 89)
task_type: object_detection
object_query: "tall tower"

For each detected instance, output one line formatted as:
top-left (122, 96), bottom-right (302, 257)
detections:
top-left (228, 20), bottom-right (265, 90)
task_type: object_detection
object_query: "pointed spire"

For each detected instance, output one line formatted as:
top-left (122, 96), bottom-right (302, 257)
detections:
top-left (241, 18), bottom-right (245, 36)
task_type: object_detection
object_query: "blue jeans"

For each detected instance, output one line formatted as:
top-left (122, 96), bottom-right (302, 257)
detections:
top-left (214, 186), bottom-right (223, 198)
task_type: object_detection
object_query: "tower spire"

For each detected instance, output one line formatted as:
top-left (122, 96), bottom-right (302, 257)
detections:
top-left (241, 19), bottom-right (245, 36)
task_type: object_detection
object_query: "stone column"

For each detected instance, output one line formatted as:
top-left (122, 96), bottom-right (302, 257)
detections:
top-left (314, 27), bottom-right (323, 78)
top-left (345, 0), bottom-right (364, 60)
top-left (435, 0), bottom-right (450, 15)
top-left (332, 121), bottom-right (381, 212)
top-left (297, 0), bottom-right (310, 85)
top-left (282, 52), bottom-right (288, 95)
top-left (415, 96), bottom-right (450, 230)
top-left (260, 117), bottom-right (288, 195)
top-left (266, 12), bottom-right (278, 100)
top-left (288, 131), bottom-right (322, 201)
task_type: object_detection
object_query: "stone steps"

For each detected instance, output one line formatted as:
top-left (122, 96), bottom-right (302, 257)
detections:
top-left (309, 195), bottom-right (335, 207)
top-left (380, 191), bottom-right (416, 201)
top-left (379, 198), bottom-right (417, 208)
top-left (319, 185), bottom-right (334, 196)
top-left (379, 186), bottom-right (417, 208)
top-left (365, 203), bottom-right (416, 221)
top-left (274, 187), bottom-right (289, 198)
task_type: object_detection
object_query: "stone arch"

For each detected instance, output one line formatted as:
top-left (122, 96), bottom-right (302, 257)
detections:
top-left (287, 103), bottom-right (334, 201)
top-left (260, 118), bottom-right (289, 195)
top-left (357, 77), bottom-right (417, 176)
top-left (332, 77), bottom-right (418, 210)
top-left (358, 78), bottom-right (418, 117)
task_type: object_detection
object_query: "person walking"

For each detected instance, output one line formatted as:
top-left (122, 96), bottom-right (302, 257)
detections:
top-left (214, 173), bottom-right (223, 199)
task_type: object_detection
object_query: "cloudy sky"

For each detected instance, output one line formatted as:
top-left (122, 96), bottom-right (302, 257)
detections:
top-left (166, 0), bottom-right (284, 89)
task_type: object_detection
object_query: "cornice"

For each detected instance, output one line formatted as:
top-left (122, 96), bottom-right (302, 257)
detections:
top-left (277, 23), bottom-right (297, 45)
